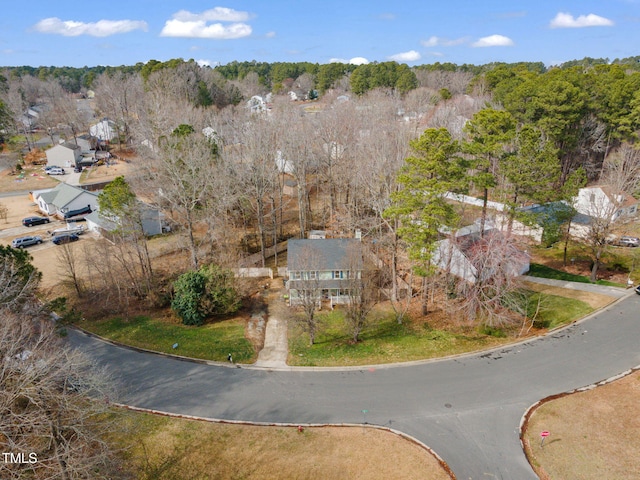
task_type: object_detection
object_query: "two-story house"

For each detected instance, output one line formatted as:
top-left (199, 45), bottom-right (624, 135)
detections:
top-left (286, 238), bottom-right (363, 307)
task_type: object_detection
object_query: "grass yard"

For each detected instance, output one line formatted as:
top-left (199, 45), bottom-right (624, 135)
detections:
top-left (522, 290), bottom-right (594, 330)
top-left (524, 370), bottom-right (640, 479)
top-left (288, 294), bottom-right (592, 367)
top-left (104, 408), bottom-right (452, 480)
top-left (527, 263), bottom-right (624, 287)
top-left (76, 315), bottom-right (256, 363)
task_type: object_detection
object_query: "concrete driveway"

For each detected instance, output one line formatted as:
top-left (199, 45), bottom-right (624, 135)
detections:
top-left (69, 292), bottom-right (640, 479)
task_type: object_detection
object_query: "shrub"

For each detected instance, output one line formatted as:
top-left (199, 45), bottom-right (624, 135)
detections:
top-left (171, 265), bottom-right (240, 326)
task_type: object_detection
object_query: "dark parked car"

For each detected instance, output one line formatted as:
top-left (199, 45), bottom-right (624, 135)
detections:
top-left (22, 216), bottom-right (50, 227)
top-left (52, 234), bottom-right (79, 245)
top-left (73, 166), bottom-right (82, 173)
top-left (635, 285), bottom-right (640, 295)
top-left (11, 236), bottom-right (42, 248)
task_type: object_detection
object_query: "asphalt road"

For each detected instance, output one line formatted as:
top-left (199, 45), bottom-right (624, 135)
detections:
top-left (69, 293), bottom-right (640, 479)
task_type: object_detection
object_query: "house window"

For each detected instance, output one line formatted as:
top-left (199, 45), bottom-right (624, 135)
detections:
top-left (333, 270), bottom-right (343, 279)
top-left (307, 271), bottom-right (318, 280)
top-left (291, 272), bottom-right (301, 280)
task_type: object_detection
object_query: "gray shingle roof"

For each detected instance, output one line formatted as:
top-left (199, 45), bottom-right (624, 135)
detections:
top-left (287, 239), bottom-right (362, 271)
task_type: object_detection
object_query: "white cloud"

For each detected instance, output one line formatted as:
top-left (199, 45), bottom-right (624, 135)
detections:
top-left (172, 7), bottom-right (250, 22)
top-left (161, 20), bottom-right (251, 39)
top-left (421, 36), bottom-right (467, 47)
top-left (550, 12), bottom-right (614, 28)
top-left (160, 8), bottom-right (252, 39)
top-left (349, 57), bottom-right (369, 65)
top-left (388, 50), bottom-right (421, 62)
top-left (265, 31), bottom-right (276, 38)
top-left (33, 17), bottom-right (148, 37)
top-left (196, 59), bottom-right (219, 67)
top-left (328, 57), bottom-right (369, 65)
top-left (471, 34), bottom-right (514, 47)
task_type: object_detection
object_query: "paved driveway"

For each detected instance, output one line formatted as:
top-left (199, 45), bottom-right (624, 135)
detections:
top-left (70, 293), bottom-right (640, 479)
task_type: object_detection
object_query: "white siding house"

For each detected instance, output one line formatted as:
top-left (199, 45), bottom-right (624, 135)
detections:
top-left (45, 143), bottom-right (82, 168)
top-left (574, 186), bottom-right (638, 222)
top-left (432, 224), bottom-right (530, 284)
top-left (35, 183), bottom-right (98, 218)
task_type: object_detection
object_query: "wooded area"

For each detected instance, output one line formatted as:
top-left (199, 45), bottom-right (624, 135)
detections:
top-left (2, 56), bottom-right (640, 323)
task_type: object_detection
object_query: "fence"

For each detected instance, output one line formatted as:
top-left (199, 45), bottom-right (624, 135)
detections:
top-left (233, 268), bottom-right (273, 279)
top-left (238, 240), bottom-right (289, 267)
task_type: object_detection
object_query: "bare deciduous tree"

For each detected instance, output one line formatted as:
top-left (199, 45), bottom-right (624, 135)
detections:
top-left (453, 232), bottom-right (528, 327)
top-left (342, 244), bottom-right (378, 342)
top-left (0, 203), bottom-right (8, 223)
top-left (581, 143), bottom-right (640, 281)
top-left (289, 245), bottom-right (324, 345)
top-left (93, 71), bottom-right (143, 149)
top-left (56, 242), bottom-right (84, 296)
top-left (0, 309), bottom-right (118, 480)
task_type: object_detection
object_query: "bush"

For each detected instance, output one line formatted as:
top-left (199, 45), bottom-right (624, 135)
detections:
top-left (171, 265), bottom-right (240, 326)
top-left (479, 325), bottom-right (506, 337)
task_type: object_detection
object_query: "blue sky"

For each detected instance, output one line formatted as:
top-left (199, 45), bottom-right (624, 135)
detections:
top-left (1, 1), bottom-right (639, 68)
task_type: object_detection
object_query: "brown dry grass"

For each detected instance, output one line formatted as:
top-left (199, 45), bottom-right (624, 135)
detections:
top-left (524, 370), bottom-right (640, 479)
top-left (0, 164), bottom-right (59, 192)
top-left (80, 160), bottom-right (132, 184)
top-left (111, 411), bottom-right (452, 480)
top-left (521, 281), bottom-right (617, 309)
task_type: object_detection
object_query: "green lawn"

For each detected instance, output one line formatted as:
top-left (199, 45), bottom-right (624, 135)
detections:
top-left (523, 290), bottom-right (594, 329)
top-left (76, 315), bottom-right (255, 363)
top-left (288, 294), bottom-right (592, 367)
top-left (527, 263), bottom-right (624, 287)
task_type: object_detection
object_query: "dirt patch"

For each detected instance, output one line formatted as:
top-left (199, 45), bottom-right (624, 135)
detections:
top-left (524, 370), bottom-right (640, 479)
top-left (80, 159), bottom-right (132, 184)
top-left (521, 280), bottom-right (617, 309)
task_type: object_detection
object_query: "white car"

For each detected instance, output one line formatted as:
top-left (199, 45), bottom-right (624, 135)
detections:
top-left (46, 167), bottom-right (66, 175)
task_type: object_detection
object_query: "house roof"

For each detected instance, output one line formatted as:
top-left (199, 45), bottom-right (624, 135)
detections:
top-left (287, 239), bottom-right (363, 271)
top-left (596, 185), bottom-right (638, 209)
top-left (85, 211), bottom-right (117, 231)
top-left (48, 142), bottom-right (81, 152)
top-left (41, 183), bottom-right (98, 210)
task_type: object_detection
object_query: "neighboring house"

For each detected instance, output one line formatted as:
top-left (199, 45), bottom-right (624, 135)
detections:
top-left (74, 134), bottom-right (98, 153)
top-left (286, 238), bottom-right (363, 307)
top-left (432, 222), bottom-right (530, 284)
top-left (34, 183), bottom-right (98, 218)
top-left (275, 151), bottom-right (295, 174)
top-left (89, 118), bottom-right (117, 142)
top-left (85, 203), bottom-right (164, 237)
top-left (247, 95), bottom-right (267, 114)
top-left (574, 186), bottom-right (638, 222)
top-left (45, 143), bottom-right (82, 168)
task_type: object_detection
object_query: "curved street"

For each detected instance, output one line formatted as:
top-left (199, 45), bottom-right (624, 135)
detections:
top-left (70, 292), bottom-right (640, 479)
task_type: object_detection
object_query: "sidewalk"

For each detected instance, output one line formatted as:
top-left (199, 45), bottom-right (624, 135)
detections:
top-left (522, 275), bottom-right (629, 298)
top-left (254, 277), bottom-right (289, 368)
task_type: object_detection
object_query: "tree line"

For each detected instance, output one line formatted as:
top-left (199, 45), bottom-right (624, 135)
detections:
top-left (2, 54), bottom-right (640, 323)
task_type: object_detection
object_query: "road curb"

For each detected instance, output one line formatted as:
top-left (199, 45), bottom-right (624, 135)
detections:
top-left (112, 402), bottom-right (457, 479)
top-left (519, 364), bottom-right (640, 478)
